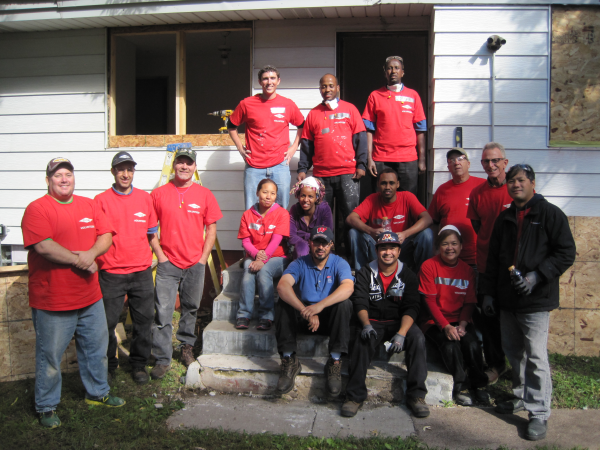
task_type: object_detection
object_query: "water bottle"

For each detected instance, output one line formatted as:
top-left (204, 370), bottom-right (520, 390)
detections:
top-left (381, 216), bottom-right (392, 232)
top-left (508, 265), bottom-right (524, 284)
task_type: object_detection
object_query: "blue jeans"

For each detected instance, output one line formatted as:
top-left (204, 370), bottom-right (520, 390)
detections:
top-left (500, 309), bottom-right (552, 420)
top-left (32, 299), bottom-right (110, 413)
top-left (348, 227), bottom-right (433, 272)
top-left (244, 161), bottom-right (291, 210)
top-left (153, 260), bottom-right (205, 366)
top-left (237, 257), bottom-right (288, 321)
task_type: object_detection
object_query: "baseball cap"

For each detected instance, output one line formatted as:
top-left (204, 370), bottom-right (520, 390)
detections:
top-left (175, 148), bottom-right (197, 163)
top-left (309, 226), bottom-right (334, 243)
top-left (446, 147), bottom-right (469, 161)
top-left (111, 151), bottom-right (137, 168)
top-left (46, 157), bottom-right (74, 176)
top-left (375, 231), bottom-right (402, 247)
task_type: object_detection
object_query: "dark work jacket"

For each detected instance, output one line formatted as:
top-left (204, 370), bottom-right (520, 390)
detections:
top-left (351, 260), bottom-right (420, 322)
top-left (479, 194), bottom-right (576, 313)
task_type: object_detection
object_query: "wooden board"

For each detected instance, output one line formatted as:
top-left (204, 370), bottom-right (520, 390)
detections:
top-left (0, 113), bottom-right (105, 134)
top-left (0, 74), bottom-right (106, 96)
top-left (0, 94), bottom-right (105, 116)
top-left (434, 8), bottom-right (549, 33)
top-left (254, 47), bottom-right (335, 68)
top-left (432, 125), bottom-right (548, 150)
top-left (550, 7), bottom-right (600, 143)
top-left (0, 55), bottom-right (105, 78)
top-left (433, 55), bottom-right (548, 80)
top-left (433, 32), bottom-right (548, 56)
top-left (433, 102), bottom-right (547, 126)
top-left (0, 133), bottom-right (106, 152)
top-left (433, 79), bottom-right (547, 103)
top-left (0, 34), bottom-right (105, 58)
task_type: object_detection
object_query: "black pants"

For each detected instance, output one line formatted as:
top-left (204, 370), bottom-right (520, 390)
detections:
top-left (99, 267), bottom-right (154, 371)
top-left (370, 160), bottom-right (418, 196)
top-left (275, 299), bottom-right (352, 355)
top-left (425, 322), bottom-right (488, 393)
top-left (346, 321), bottom-right (428, 402)
top-left (472, 305), bottom-right (506, 371)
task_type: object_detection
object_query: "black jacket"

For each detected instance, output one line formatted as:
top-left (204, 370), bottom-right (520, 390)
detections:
top-left (351, 260), bottom-right (420, 322)
top-left (479, 194), bottom-right (576, 313)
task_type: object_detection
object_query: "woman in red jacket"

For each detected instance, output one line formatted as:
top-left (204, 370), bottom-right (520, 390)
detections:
top-left (419, 225), bottom-right (489, 405)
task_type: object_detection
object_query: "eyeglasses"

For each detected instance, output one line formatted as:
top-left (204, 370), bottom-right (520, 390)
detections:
top-left (481, 158), bottom-right (505, 165)
top-left (448, 155), bottom-right (467, 163)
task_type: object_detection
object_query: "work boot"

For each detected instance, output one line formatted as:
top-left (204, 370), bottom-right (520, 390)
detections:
top-left (276, 354), bottom-right (301, 394)
top-left (132, 367), bottom-right (150, 385)
top-left (341, 400), bottom-right (363, 417)
top-left (180, 344), bottom-right (195, 367)
top-left (150, 364), bottom-right (170, 380)
top-left (494, 398), bottom-right (525, 414)
top-left (406, 397), bottom-right (430, 418)
top-left (525, 418), bottom-right (548, 441)
top-left (453, 390), bottom-right (473, 406)
top-left (324, 357), bottom-right (342, 397)
top-left (39, 410), bottom-right (61, 429)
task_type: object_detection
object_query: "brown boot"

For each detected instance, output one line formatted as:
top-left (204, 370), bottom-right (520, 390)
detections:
top-left (180, 344), bottom-right (195, 367)
top-left (324, 357), bottom-right (342, 397)
top-left (276, 354), bottom-right (302, 394)
top-left (150, 364), bottom-right (170, 380)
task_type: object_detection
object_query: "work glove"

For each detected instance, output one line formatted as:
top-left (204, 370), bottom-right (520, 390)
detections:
top-left (361, 324), bottom-right (377, 341)
top-left (482, 295), bottom-right (496, 317)
top-left (514, 271), bottom-right (540, 296)
top-left (389, 333), bottom-right (405, 353)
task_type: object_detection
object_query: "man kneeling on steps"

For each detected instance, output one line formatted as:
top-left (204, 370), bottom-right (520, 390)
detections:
top-left (275, 226), bottom-right (354, 397)
top-left (343, 231), bottom-right (429, 418)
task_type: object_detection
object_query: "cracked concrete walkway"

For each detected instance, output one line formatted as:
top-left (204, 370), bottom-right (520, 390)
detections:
top-left (167, 394), bottom-right (415, 438)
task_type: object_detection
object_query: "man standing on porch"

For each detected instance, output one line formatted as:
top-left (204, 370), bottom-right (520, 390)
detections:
top-left (362, 56), bottom-right (427, 196)
top-left (229, 65), bottom-right (305, 210)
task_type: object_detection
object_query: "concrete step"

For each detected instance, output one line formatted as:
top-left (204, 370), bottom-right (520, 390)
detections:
top-left (212, 292), bottom-right (280, 322)
top-left (221, 259), bottom-right (244, 294)
top-left (194, 354), bottom-right (453, 405)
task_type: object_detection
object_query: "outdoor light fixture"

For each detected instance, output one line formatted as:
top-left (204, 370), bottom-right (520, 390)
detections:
top-left (218, 31), bottom-right (232, 65)
top-left (487, 35), bottom-right (506, 52)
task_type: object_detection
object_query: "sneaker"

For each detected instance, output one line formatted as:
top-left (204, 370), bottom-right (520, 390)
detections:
top-left (39, 410), bottom-right (61, 429)
top-left (453, 390), bottom-right (473, 406)
top-left (256, 319), bottom-right (272, 331)
top-left (324, 357), bottom-right (342, 397)
top-left (407, 397), bottom-right (430, 418)
top-left (525, 418), bottom-right (548, 441)
top-left (485, 365), bottom-right (508, 385)
top-left (132, 367), bottom-right (150, 385)
top-left (180, 344), bottom-right (195, 367)
top-left (235, 317), bottom-right (250, 330)
top-left (473, 388), bottom-right (491, 404)
top-left (150, 364), bottom-right (170, 380)
top-left (341, 400), bottom-right (363, 417)
top-left (276, 354), bottom-right (302, 394)
top-left (85, 394), bottom-right (126, 408)
top-left (494, 398), bottom-right (525, 414)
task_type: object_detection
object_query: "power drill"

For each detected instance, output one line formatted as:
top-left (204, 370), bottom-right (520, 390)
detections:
top-left (208, 110), bottom-right (233, 134)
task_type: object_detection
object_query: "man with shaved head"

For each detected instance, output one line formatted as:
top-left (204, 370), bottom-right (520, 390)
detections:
top-left (298, 74), bottom-right (367, 243)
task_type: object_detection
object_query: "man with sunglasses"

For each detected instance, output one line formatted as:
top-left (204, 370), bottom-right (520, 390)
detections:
top-left (428, 148), bottom-right (484, 266)
top-left (275, 226), bottom-right (354, 399)
top-left (466, 142), bottom-right (513, 384)
top-left (480, 164), bottom-right (575, 441)
top-left (362, 56), bottom-right (427, 196)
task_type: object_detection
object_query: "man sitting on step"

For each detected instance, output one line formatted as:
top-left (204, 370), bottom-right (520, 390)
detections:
top-left (275, 226), bottom-right (354, 398)
top-left (342, 231), bottom-right (429, 419)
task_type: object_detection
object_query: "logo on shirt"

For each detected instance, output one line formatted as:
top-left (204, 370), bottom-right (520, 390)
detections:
top-left (249, 223), bottom-right (262, 231)
top-left (188, 204), bottom-right (200, 209)
top-left (274, 114), bottom-right (285, 118)
top-left (327, 275), bottom-right (333, 284)
top-left (503, 204), bottom-right (511, 209)
top-left (268, 224), bottom-right (276, 229)
top-left (79, 218), bottom-right (92, 223)
top-left (271, 107), bottom-right (285, 114)
top-left (393, 215), bottom-right (404, 220)
top-left (134, 212), bottom-right (146, 217)
top-left (402, 104), bottom-right (413, 109)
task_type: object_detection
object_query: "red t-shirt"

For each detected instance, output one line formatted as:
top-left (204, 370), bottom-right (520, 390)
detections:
top-left (238, 205), bottom-right (290, 258)
top-left (380, 268), bottom-right (396, 294)
top-left (21, 194), bottom-right (115, 311)
top-left (152, 182), bottom-right (223, 270)
top-left (362, 86), bottom-right (426, 163)
top-left (353, 192), bottom-right (425, 233)
top-left (467, 181), bottom-right (513, 272)
top-left (428, 176), bottom-right (485, 266)
top-left (418, 255), bottom-right (477, 329)
top-left (94, 187), bottom-right (158, 274)
top-left (230, 94), bottom-right (305, 169)
top-left (301, 100), bottom-right (366, 177)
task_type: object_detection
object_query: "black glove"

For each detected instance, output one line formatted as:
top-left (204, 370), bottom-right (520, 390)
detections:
top-left (482, 295), bottom-right (496, 317)
top-left (361, 324), bottom-right (377, 341)
top-left (389, 334), bottom-right (405, 353)
top-left (514, 271), bottom-right (539, 296)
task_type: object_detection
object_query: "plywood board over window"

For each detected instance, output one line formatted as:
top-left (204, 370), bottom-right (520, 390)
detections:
top-left (551, 6), bottom-right (600, 146)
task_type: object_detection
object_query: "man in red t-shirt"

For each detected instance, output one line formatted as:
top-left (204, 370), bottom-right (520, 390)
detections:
top-left (229, 65), bottom-right (305, 210)
top-left (428, 148), bottom-right (485, 266)
top-left (94, 151), bottom-right (158, 385)
top-left (149, 148), bottom-right (223, 380)
top-left (466, 142), bottom-right (512, 384)
top-left (362, 56), bottom-right (427, 196)
top-left (346, 168), bottom-right (433, 272)
top-left (298, 74), bottom-right (367, 235)
top-left (21, 157), bottom-right (124, 428)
